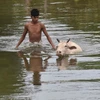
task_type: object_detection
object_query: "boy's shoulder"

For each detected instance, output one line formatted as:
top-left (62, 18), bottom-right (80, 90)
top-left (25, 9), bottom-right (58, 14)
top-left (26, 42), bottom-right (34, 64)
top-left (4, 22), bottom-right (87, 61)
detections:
top-left (24, 21), bottom-right (45, 28)
top-left (25, 21), bottom-right (31, 25)
top-left (24, 22), bottom-right (30, 27)
top-left (25, 21), bottom-right (44, 25)
top-left (38, 21), bottom-right (43, 25)
top-left (39, 21), bottom-right (45, 27)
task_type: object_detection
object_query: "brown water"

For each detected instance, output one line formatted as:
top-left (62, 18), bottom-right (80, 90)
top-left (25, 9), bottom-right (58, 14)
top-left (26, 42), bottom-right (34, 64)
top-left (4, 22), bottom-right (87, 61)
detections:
top-left (0, 0), bottom-right (100, 100)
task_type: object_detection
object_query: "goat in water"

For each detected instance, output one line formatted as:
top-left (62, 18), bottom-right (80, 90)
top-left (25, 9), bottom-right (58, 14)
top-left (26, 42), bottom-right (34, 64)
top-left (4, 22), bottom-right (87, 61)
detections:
top-left (56, 39), bottom-right (82, 56)
top-left (56, 39), bottom-right (82, 70)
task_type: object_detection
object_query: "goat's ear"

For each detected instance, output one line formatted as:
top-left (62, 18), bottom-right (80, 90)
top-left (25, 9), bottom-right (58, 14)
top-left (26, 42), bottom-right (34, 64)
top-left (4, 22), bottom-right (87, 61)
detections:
top-left (57, 39), bottom-right (60, 42)
top-left (69, 46), bottom-right (77, 50)
top-left (67, 38), bottom-right (70, 43)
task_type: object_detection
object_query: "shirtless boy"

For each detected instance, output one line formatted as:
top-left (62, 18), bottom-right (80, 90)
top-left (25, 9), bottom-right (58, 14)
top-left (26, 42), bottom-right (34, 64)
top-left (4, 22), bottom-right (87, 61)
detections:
top-left (16, 9), bottom-right (55, 49)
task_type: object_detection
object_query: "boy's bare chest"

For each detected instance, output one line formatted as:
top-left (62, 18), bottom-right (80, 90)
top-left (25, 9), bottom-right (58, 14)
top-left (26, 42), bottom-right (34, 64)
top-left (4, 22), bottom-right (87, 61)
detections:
top-left (28, 24), bottom-right (42, 33)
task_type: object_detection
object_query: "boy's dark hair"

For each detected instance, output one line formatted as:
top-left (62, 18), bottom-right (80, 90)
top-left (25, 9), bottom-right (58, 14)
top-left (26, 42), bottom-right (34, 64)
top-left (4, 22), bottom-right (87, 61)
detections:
top-left (31, 9), bottom-right (39, 17)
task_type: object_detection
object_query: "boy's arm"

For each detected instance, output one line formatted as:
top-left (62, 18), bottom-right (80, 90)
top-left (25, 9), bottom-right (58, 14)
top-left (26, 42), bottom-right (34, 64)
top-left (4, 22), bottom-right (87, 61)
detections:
top-left (15, 24), bottom-right (28, 48)
top-left (42, 24), bottom-right (56, 49)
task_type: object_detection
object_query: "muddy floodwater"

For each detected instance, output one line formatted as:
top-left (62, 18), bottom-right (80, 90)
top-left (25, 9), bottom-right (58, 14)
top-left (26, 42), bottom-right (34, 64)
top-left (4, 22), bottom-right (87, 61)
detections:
top-left (0, 0), bottom-right (100, 100)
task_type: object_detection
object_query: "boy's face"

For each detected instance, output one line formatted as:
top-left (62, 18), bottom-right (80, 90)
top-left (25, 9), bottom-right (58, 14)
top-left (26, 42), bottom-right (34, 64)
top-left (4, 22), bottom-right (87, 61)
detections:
top-left (31, 16), bottom-right (39, 23)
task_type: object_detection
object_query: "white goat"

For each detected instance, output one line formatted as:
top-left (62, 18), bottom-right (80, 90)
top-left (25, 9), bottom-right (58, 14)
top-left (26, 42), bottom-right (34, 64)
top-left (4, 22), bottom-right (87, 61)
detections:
top-left (56, 39), bottom-right (82, 56)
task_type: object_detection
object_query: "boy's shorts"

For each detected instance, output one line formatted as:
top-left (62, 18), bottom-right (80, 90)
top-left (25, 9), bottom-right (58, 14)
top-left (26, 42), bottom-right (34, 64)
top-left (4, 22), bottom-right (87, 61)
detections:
top-left (19, 42), bottom-right (46, 53)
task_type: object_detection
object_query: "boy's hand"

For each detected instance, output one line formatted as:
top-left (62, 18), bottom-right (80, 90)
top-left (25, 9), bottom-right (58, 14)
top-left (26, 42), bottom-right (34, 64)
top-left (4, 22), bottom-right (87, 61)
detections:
top-left (52, 46), bottom-right (56, 50)
top-left (15, 46), bottom-right (19, 50)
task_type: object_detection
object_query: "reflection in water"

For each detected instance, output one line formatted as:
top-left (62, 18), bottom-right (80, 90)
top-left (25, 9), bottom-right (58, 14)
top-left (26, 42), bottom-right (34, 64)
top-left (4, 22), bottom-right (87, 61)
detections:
top-left (44, 0), bottom-right (47, 18)
top-left (0, 0), bottom-right (100, 99)
top-left (18, 51), bottom-right (50, 85)
top-left (33, 71), bottom-right (41, 85)
top-left (25, 0), bottom-right (32, 15)
top-left (57, 56), bottom-right (77, 70)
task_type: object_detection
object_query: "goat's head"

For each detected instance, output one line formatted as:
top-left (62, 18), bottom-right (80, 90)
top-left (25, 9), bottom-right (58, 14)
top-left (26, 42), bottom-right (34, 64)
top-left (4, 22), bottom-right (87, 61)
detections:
top-left (56, 39), bottom-right (82, 56)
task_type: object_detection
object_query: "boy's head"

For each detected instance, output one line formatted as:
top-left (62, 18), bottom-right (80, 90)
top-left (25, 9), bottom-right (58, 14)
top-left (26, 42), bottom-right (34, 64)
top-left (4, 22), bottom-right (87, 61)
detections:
top-left (31, 9), bottom-right (39, 17)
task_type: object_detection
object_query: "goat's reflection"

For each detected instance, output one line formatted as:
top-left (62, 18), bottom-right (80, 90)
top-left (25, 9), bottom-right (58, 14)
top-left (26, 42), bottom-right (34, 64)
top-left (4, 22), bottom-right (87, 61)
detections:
top-left (56, 56), bottom-right (77, 70)
top-left (18, 51), bottom-right (50, 85)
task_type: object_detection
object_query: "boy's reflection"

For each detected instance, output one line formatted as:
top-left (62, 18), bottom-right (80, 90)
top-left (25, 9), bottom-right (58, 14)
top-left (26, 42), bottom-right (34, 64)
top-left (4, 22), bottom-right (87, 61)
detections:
top-left (18, 51), bottom-right (50, 85)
